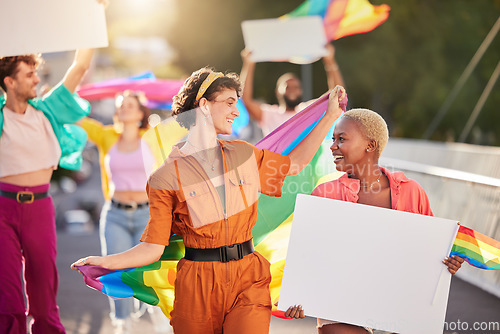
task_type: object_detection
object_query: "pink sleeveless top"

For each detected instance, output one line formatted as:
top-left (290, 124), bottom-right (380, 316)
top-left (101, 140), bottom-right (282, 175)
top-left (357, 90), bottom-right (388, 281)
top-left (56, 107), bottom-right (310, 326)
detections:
top-left (0, 105), bottom-right (61, 177)
top-left (105, 140), bottom-right (155, 192)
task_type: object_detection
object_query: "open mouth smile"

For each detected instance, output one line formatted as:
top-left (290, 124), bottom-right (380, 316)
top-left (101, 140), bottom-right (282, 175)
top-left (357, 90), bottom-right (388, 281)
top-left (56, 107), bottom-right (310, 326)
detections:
top-left (332, 154), bottom-right (344, 163)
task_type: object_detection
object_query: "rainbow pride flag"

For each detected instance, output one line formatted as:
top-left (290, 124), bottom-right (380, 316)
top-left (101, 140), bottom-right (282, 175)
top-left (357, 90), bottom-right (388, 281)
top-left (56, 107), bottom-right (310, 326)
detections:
top-left (77, 93), bottom-right (346, 318)
top-left (451, 225), bottom-right (500, 270)
top-left (285, 0), bottom-right (390, 41)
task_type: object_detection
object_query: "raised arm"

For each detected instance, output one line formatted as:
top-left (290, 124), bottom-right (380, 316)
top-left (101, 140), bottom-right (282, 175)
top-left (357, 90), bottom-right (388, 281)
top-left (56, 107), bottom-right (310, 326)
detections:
top-left (71, 241), bottom-right (165, 271)
top-left (240, 49), bottom-right (264, 122)
top-left (62, 49), bottom-right (94, 94)
top-left (287, 85), bottom-right (345, 176)
top-left (322, 44), bottom-right (345, 90)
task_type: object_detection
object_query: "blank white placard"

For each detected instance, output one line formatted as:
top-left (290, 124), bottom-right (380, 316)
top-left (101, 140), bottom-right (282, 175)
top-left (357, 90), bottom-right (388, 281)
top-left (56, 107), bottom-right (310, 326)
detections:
top-left (241, 16), bottom-right (328, 64)
top-left (278, 194), bottom-right (459, 334)
top-left (0, 0), bottom-right (108, 57)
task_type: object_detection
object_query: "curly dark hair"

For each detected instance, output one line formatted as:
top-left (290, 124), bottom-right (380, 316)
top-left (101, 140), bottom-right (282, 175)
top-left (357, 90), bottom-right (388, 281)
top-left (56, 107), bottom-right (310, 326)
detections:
top-left (0, 55), bottom-right (42, 92)
top-left (172, 67), bottom-right (241, 129)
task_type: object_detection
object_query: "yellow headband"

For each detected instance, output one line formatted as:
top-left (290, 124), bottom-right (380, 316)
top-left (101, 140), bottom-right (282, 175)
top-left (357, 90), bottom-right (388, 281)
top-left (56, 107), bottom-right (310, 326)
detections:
top-left (196, 72), bottom-right (223, 101)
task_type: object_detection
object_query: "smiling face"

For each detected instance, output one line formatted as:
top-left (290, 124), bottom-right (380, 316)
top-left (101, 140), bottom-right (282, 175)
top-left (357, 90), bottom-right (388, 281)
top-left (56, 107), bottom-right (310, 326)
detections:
top-left (206, 88), bottom-right (240, 135)
top-left (115, 95), bottom-right (144, 125)
top-left (8, 61), bottom-right (40, 101)
top-left (330, 117), bottom-right (371, 173)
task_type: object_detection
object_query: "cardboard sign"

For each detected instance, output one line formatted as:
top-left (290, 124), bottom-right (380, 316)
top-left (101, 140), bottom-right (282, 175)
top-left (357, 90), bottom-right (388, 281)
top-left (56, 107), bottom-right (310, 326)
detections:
top-left (241, 16), bottom-right (328, 64)
top-left (0, 0), bottom-right (108, 57)
top-left (278, 194), bottom-right (459, 334)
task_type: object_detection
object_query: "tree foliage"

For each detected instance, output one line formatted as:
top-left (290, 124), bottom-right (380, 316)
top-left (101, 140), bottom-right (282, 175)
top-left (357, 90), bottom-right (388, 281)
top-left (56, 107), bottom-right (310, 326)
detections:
top-left (129, 0), bottom-right (500, 145)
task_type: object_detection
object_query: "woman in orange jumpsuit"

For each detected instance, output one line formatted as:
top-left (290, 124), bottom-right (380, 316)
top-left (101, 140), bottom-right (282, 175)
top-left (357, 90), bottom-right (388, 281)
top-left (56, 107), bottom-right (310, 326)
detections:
top-left (72, 68), bottom-right (346, 334)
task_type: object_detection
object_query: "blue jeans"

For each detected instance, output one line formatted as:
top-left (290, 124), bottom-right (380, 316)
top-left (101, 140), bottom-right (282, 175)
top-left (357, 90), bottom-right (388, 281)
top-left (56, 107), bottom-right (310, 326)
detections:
top-left (100, 201), bottom-right (150, 320)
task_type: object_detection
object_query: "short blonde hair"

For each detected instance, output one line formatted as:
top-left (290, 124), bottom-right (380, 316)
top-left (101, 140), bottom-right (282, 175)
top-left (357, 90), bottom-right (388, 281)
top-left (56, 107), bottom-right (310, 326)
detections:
top-left (342, 108), bottom-right (389, 156)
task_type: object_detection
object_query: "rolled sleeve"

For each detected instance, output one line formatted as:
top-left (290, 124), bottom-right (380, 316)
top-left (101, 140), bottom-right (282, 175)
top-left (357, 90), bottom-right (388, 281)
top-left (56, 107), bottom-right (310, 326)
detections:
top-left (140, 182), bottom-right (175, 246)
top-left (39, 82), bottom-right (90, 124)
top-left (253, 147), bottom-right (290, 197)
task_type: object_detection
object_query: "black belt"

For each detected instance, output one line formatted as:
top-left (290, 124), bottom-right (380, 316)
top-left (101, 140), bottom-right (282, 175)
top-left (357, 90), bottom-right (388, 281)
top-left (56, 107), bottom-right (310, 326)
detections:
top-left (0, 189), bottom-right (49, 203)
top-left (111, 199), bottom-right (149, 210)
top-left (184, 239), bottom-right (254, 263)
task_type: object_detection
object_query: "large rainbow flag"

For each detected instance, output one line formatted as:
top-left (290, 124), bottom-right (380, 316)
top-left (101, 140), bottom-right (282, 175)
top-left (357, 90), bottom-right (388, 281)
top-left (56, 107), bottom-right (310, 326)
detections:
top-left (285, 0), bottom-right (391, 41)
top-left (451, 225), bottom-right (500, 270)
top-left (77, 93), bottom-right (345, 318)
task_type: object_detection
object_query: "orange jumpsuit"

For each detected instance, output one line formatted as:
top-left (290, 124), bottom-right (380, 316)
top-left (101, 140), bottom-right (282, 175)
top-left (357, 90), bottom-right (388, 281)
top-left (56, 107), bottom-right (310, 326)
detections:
top-left (141, 139), bottom-right (290, 334)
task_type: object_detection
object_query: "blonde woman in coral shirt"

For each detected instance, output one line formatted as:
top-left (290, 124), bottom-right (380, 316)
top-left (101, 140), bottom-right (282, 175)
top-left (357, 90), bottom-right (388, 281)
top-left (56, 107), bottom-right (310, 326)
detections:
top-left (284, 109), bottom-right (464, 334)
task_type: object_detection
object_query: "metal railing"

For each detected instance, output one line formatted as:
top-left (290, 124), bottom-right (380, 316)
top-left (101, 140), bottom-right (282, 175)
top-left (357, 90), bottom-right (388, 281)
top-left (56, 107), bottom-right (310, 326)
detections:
top-left (380, 155), bottom-right (500, 299)
top-left (380, 157), bottom-right (500, 187)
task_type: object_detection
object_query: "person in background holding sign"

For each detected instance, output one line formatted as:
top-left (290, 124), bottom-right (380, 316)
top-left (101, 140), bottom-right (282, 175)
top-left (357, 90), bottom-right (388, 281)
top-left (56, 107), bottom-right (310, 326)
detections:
top-left (240, 44), bottom-right (345, 137)
top-left (71, 67), bottom-right (346, 334)
top-left (284, 109), bottom-right (464, 333)
top-left (79, 90), bottom-right (170, 333)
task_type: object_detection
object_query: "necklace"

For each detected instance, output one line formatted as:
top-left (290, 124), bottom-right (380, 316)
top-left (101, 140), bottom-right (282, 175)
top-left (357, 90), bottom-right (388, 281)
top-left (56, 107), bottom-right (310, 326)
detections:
top-left (195, 152), bottom-right (217, 171)
top-left (186, 141), bottom-right (218, 171)
top-left (360, 172), bottom-right (383, 190)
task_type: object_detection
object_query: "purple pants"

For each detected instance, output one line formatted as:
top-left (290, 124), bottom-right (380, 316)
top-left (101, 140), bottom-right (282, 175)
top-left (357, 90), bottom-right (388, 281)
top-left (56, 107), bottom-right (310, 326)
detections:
top-left (0, 182), bottom-right (65, 334)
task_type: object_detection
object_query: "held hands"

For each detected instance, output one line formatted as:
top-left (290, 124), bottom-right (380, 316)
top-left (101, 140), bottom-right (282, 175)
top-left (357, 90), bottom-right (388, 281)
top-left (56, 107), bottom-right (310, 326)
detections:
top-left (443, 255), bottom-right (464, 275)
top-left (326, 85), bottom-right (346, 118)
top-left (70, 256), bottom-right (104, 271)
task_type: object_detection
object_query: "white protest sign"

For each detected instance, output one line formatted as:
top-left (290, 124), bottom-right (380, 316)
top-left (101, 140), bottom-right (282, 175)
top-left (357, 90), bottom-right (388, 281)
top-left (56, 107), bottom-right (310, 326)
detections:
top-left (0, 0), bottom-right (108, 57)
top-left (241, 16), bottom-right (328, 64)
top-left (278, 194), bottom-right (459, 334)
